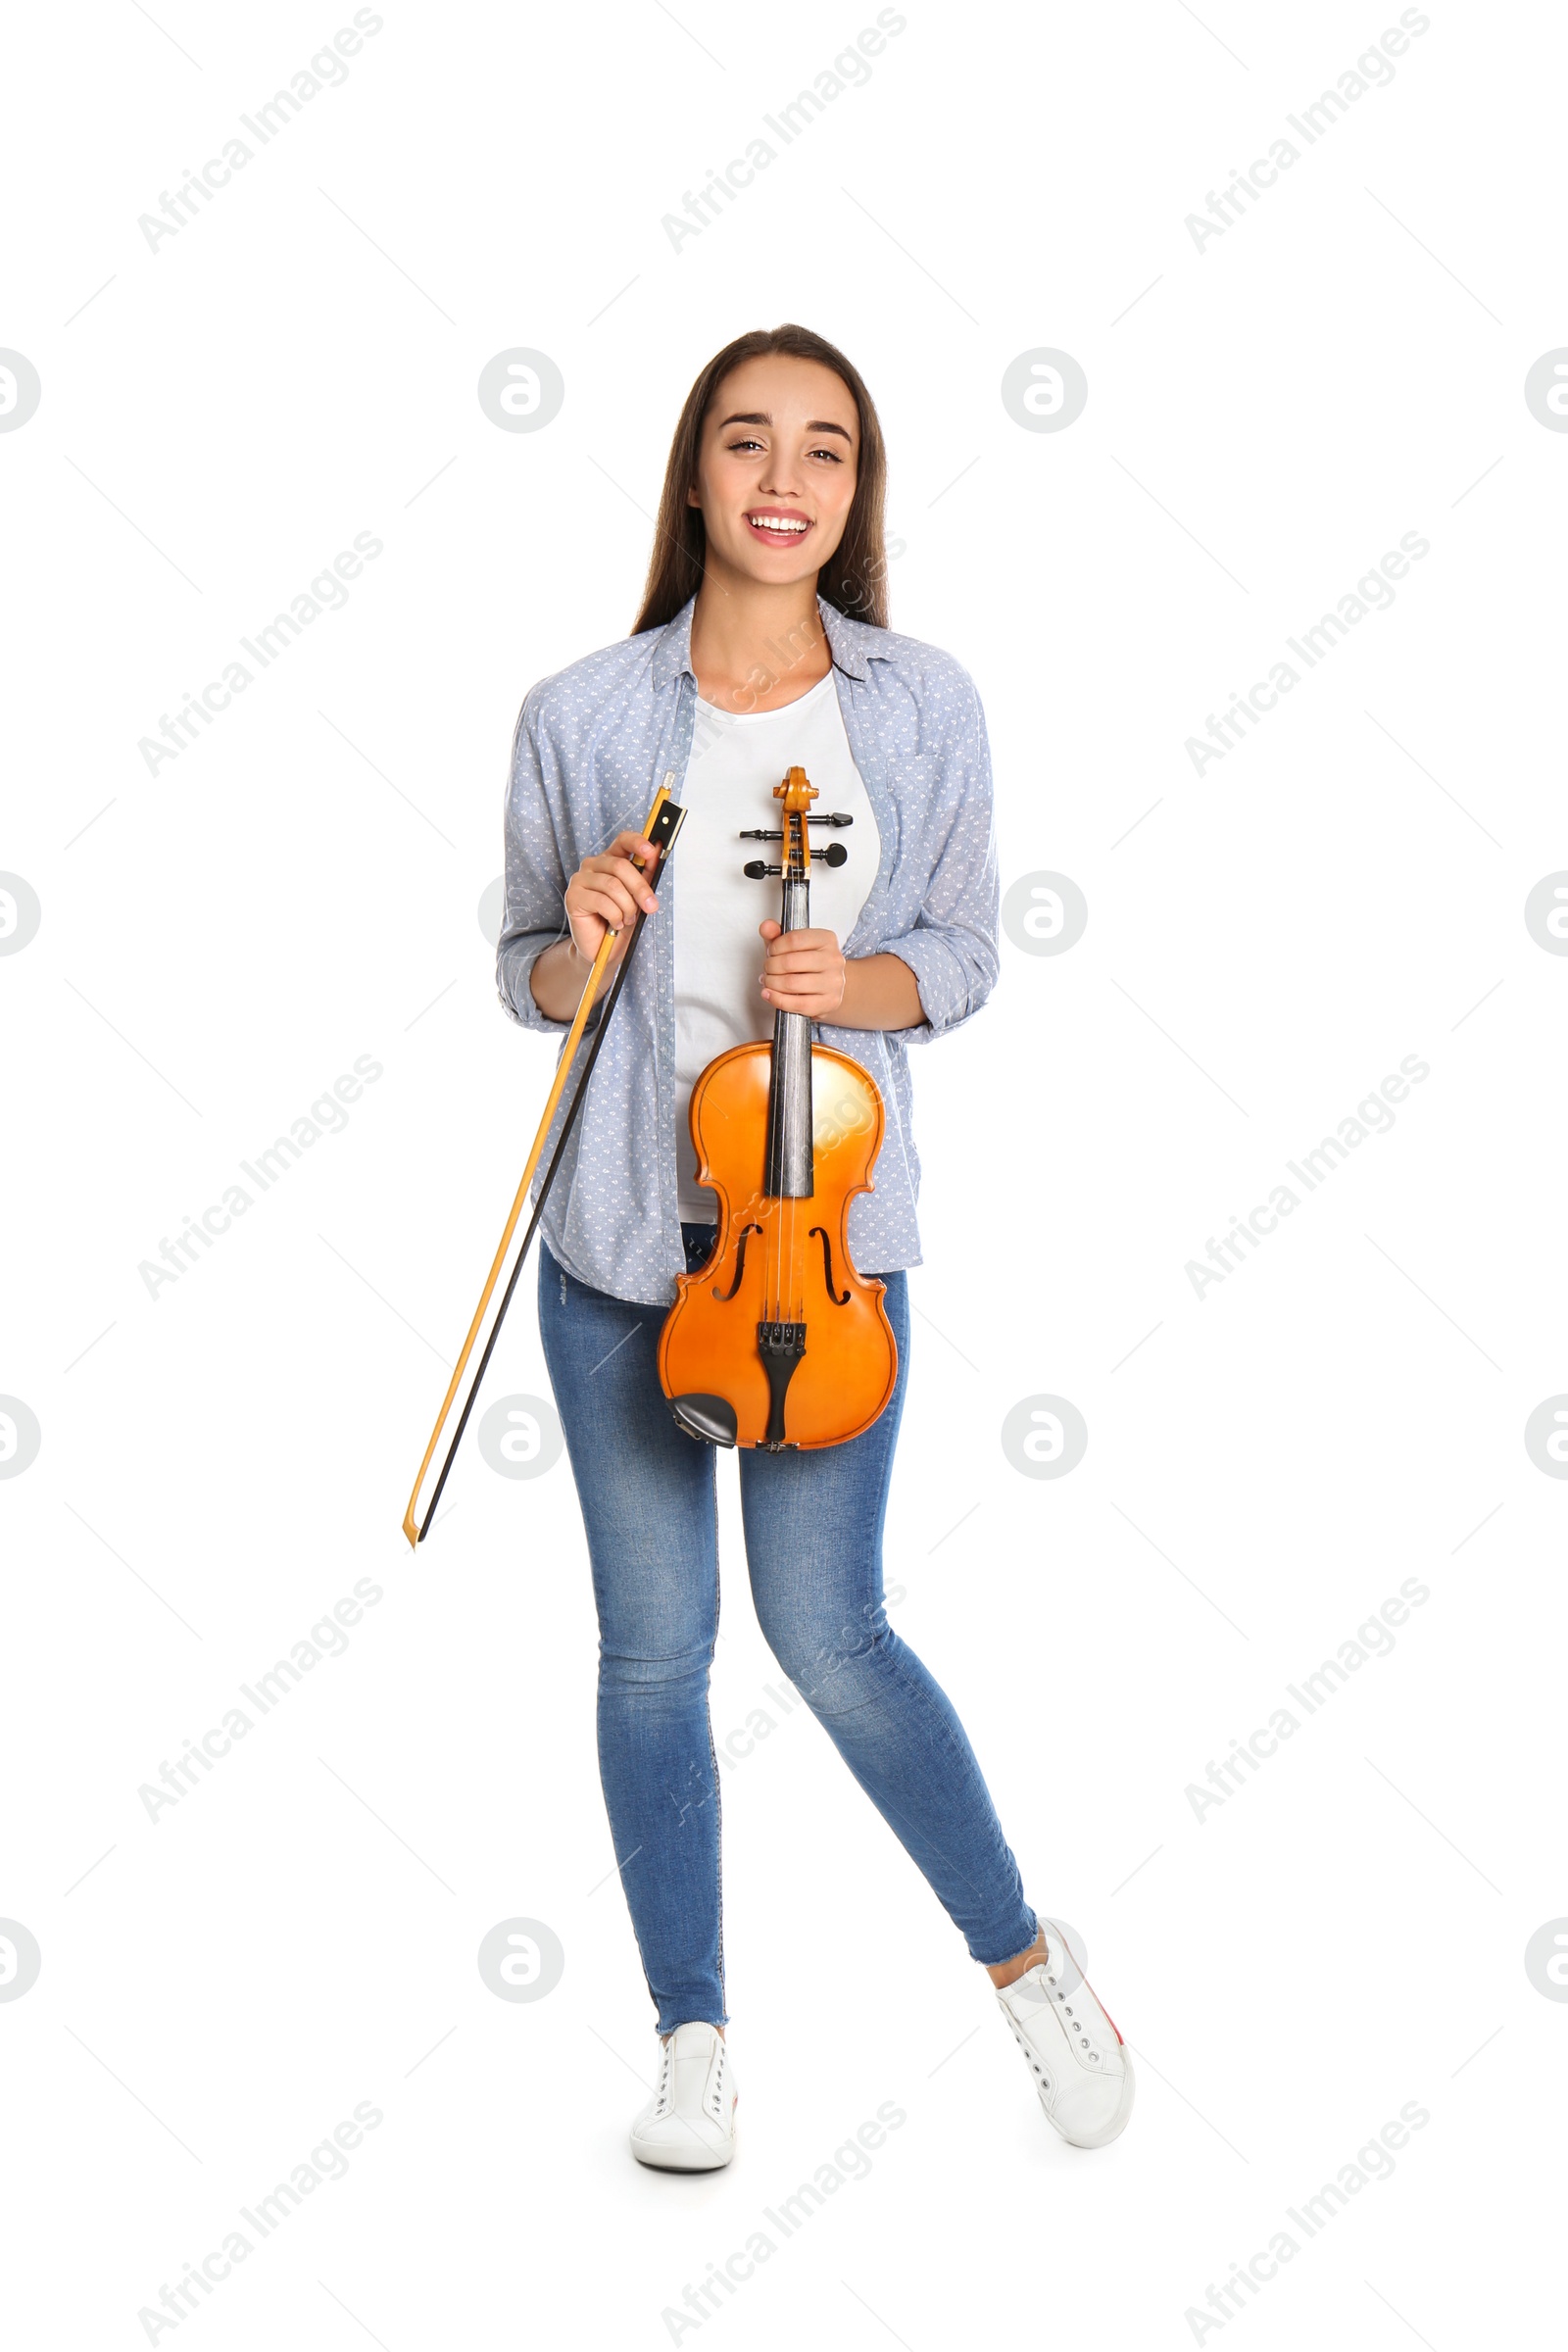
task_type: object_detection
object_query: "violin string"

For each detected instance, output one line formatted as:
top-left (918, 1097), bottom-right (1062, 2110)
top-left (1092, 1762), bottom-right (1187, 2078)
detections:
top-left (796, 781), bottom-right (806, 1326)
top-left (800, 781), bottom-right (808, 1325)
top-left (800, 781), bottom-right (810, 1325)
top-left (790, 791), bottom-right (800, 1326)
top-left (781, 790), bottom-right (788, 1327)
top-left (778, 795), bottom-right (788, 1329)
top-left (779, 790), bottom-right (789, 1330)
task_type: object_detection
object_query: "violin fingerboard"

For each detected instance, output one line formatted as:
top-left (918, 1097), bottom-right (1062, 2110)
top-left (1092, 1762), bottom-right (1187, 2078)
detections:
top-left (763, 868), bottom-right (814, 1197)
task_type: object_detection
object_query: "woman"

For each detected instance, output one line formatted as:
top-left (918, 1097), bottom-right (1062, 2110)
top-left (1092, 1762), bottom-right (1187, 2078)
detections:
top-left (497, 324), bottom-right (1132, 2168)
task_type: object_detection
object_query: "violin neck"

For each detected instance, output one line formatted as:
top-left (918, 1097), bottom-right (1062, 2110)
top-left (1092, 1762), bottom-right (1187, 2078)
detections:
top-left (763, 871), bottom-right (814, 1199)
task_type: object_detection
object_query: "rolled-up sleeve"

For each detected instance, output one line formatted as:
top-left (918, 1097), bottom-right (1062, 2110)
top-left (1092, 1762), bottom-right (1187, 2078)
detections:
top-left (870, 674), bottom-right (1000, 1045)
top-left (496, 691), bottom-right (574, 1036)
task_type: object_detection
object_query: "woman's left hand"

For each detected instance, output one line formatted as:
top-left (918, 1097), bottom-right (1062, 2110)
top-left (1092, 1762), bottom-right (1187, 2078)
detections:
top-left (758, 919), bottom-right (847, 1018)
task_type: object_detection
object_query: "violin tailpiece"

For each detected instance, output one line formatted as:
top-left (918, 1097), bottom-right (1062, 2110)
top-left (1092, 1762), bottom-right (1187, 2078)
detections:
top-left (758, 1321), bottom-right (807, 1448)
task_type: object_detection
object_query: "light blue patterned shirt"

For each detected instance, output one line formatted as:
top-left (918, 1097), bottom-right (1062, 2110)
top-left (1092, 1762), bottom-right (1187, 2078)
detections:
top-left (497, 594), bottom-right (999, 1304)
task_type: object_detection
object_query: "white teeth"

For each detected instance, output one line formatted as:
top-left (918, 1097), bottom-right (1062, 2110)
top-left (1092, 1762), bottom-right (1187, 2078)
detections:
top-left (750, 514), bottom-right (808, 532)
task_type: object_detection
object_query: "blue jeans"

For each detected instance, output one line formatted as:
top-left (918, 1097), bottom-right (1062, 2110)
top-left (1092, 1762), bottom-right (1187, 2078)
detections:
top-left (538, 1223), bottom-right (1038, 2034)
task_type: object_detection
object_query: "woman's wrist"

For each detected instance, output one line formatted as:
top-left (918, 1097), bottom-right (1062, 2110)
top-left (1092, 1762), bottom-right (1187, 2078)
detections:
top-left (835, 952), bottom-right (925, 1033)
top-left (530, 932), bottom-right (594, 1020)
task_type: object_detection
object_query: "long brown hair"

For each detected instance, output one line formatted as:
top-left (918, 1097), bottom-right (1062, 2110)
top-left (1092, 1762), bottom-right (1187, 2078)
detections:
top-left (630, 324), bottom-right (890, 636)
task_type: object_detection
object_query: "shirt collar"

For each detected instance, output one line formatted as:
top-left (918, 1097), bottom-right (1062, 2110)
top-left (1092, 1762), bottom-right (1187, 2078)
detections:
top-left (649, 593), bottom-right (889, 691)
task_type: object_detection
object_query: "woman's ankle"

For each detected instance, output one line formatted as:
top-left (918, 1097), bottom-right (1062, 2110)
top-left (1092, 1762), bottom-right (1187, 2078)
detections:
top-left (985, 1924), bottom-right (1048, 1990)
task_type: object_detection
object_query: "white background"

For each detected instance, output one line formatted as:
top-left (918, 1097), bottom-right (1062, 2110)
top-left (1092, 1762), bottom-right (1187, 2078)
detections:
top-left (3, 1), bottom-right (1564, 2344)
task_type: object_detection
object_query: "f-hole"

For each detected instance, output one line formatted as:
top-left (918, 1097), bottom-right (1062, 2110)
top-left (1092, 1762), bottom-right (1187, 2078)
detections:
top-left (714, 1222), bottom-right (763, 1301)
top-left (808, 1225), bottom-right (851, 1305)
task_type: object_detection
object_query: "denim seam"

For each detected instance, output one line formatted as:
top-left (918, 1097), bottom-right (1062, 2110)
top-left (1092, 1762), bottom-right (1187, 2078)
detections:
top-left (880, 1637), bottom-right (1030, 1944)
top-left (706, 1467), bottom-right (727, 2029)
top-left (805, 1626), bottom-right (1033, 1962)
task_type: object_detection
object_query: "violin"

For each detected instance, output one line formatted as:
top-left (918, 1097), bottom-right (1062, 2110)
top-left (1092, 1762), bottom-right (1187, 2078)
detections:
top-left (659, 764), bottom-right (899, 1450)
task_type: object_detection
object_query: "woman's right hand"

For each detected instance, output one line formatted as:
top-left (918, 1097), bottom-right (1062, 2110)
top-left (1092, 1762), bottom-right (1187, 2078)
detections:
top-left (564, 829), bottom-right (662, 970)
top-left (526, 829), bottom-right (663, 1022)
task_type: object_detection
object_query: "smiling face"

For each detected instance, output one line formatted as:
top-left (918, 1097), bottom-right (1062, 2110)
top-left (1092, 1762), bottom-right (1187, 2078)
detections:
top-left (686, 354), bottom-right (860, 592)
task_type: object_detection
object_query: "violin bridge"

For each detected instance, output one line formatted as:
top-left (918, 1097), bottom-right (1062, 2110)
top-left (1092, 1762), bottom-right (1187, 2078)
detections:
top-left (758, 1320), bottom-right (807, 1448)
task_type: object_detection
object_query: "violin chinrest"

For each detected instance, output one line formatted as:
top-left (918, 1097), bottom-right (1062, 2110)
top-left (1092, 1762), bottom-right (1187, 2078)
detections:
top-left (666, 1393), bottom-right (740, 1447)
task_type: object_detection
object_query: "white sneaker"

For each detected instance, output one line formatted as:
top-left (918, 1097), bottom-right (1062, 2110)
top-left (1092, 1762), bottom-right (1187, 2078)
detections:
top-left (994, 1918), bottom-right (1134, 2149)
top-left (629, 2022), bottom-right (738, 2171)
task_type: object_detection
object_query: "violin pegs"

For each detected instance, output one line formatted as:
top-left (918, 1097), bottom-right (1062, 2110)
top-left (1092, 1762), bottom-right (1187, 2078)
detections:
top-left (743, 860), bottom-right (782, 879)
top-left (820, 842), bottom-right (849, 868)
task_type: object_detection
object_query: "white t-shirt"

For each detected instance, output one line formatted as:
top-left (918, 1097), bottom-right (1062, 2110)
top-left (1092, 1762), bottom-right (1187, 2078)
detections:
top-left (673, 668), bottom-right (880, 1223)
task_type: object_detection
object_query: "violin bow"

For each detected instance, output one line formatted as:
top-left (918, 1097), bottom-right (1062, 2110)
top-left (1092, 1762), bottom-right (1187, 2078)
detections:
top-left (401, 777), bottom-right (688, 1548)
